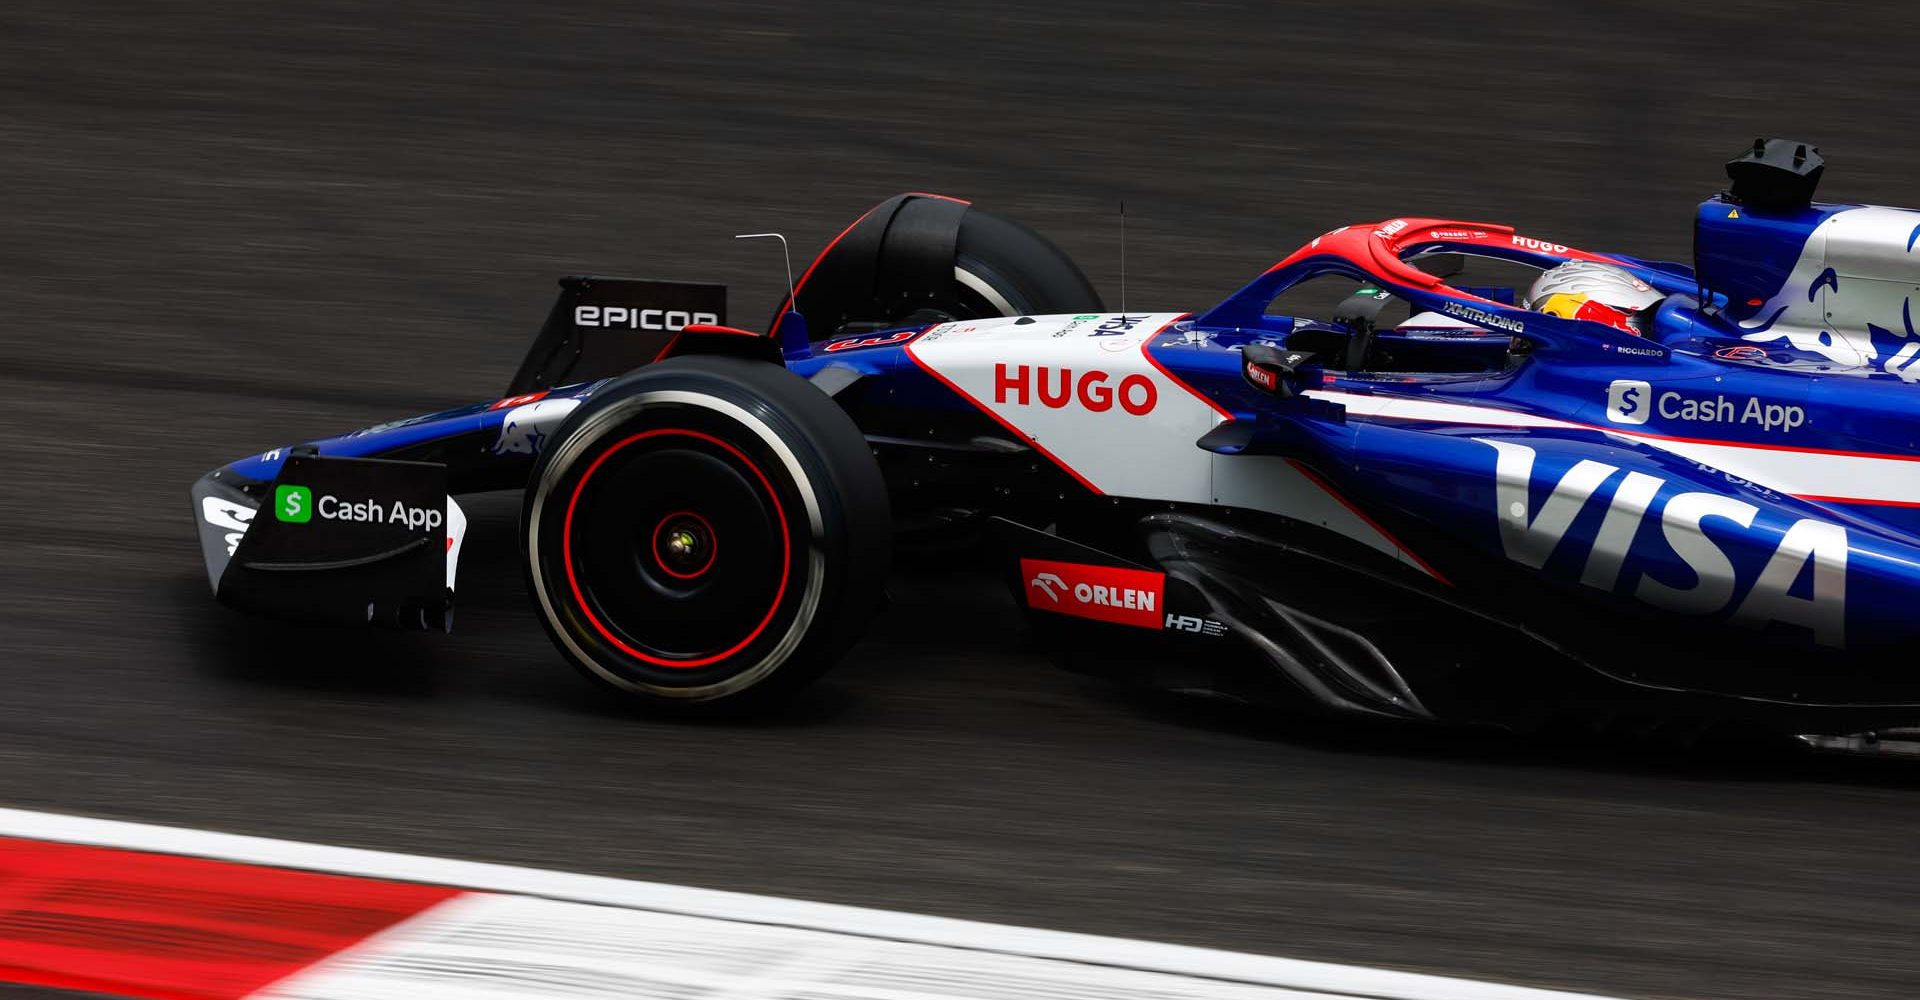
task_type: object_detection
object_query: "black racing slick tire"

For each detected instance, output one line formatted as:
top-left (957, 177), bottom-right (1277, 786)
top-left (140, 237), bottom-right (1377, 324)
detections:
top-left (521, 356), bottom-right (890, 710)
top-left (784, 196), bottom-right (1105, 337)
top-left (949, 209), bottom-right (1104, 319)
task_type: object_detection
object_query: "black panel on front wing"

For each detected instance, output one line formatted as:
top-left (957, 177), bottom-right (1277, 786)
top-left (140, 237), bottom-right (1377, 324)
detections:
top-left (216, 454), bottom-right (451, 631)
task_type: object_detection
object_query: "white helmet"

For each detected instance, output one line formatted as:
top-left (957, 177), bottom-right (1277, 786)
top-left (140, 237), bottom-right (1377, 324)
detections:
top-left (1524, 261), bottom-right (1662, 313)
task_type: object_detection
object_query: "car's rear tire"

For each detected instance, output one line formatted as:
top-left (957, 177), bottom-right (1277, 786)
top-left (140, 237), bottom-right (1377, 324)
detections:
top-left (522, 356), bottom-right (889, 711)
top-left (784, 196), bottom-right (1105, 337)
top-left (948, 208), bottom-right (1105, 319)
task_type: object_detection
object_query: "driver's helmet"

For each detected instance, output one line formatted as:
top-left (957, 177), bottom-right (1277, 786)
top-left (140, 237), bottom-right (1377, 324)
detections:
top-left (1524, 261), bottom-right (1662, 335)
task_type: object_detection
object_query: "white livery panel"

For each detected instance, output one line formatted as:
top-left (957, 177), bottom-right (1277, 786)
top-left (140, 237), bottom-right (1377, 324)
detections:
top-left (910, 315), bottom-right (1451, 582)
top-left (908, 313), bottom-right (1217, 500)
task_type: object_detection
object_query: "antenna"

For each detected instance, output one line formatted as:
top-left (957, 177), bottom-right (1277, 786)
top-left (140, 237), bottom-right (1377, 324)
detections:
top-left (735, 233), bottom-right (796, 309)
top-left (1119, 201), bottom-right (1127, 315)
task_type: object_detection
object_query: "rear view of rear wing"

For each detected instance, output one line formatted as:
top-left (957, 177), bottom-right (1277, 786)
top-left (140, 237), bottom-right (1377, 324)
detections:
top-left (190, 453), bottom-right (467, 630)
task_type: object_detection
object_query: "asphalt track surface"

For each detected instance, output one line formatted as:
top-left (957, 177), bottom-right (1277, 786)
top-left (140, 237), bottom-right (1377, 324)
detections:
top-left (9, 3), bottom-right (1920, 998)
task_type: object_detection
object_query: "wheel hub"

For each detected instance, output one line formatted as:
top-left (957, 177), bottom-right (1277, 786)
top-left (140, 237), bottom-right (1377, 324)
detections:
top-left (651, 511), bottom-right (717, 580)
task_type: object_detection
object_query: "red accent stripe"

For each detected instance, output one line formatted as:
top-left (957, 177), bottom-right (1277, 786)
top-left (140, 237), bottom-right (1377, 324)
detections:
top-left (769, 212), bottom-right (875, 340)
top-left (1795, 494), bottom-right (1920, 509)
top-left (904, 337), bottom-right (1105, 496)
top-left (0, 836), bottom-right (456, 1000)
top-left (1616, 427), bottom-right (1920, 463)
top-left (770, 194), bottom-right (973, 340)
top-left (653, 324), bottom-right (769, 363)
top-left (563, 428), bottom-right (792, 668)
top-left (1265, 219), bottom-right (1625, 277)
top-left (1313, 389), bottom-right (1920, 504)
top-left (681, 323), bottom-right (767, 338)
top-left (1136, 314), bottom-right (1233, 419)
top-left (903, 192), bottom-right (971, 205)
top-left (1285, 459), bottom-right (1453, 586)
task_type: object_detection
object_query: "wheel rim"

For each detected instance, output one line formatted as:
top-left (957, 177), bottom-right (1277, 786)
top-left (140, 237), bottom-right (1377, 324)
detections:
top-left (561, 428), bottom-right (792, 669)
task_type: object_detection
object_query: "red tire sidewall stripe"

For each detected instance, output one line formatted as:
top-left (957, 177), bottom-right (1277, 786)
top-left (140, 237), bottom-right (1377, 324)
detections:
top-left (561, 428), bottom-right (793, 669)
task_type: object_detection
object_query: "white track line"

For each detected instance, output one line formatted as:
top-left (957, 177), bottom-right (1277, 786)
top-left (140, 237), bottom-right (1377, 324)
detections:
top-left (0, 807), bottom-right (1615, 1000)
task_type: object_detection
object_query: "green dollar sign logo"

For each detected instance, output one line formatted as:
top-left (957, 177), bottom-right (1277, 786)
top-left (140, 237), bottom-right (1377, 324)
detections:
top-left (275, 484), bottom-right (312, 523)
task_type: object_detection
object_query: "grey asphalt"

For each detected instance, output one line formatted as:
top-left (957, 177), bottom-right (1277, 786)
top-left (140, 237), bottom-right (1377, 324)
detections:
top-left (7, 3), bottom-right (1920, 999)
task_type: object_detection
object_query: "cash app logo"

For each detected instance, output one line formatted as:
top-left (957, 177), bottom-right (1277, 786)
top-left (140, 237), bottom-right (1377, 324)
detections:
top-left (1604, 379), bottom-right (1652, 426)
top-left (274, 484), bottom-right (313, 523)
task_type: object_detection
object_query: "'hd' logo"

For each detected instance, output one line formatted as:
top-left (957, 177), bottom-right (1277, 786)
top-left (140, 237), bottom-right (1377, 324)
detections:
top-left (274, 485), bottom-right (313, 523)
top-left (1605, 379), bottom-right (1652, 425)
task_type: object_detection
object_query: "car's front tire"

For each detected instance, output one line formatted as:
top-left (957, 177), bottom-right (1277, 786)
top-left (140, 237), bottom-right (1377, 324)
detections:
top-left (522, 356), bottom-right (889, 710)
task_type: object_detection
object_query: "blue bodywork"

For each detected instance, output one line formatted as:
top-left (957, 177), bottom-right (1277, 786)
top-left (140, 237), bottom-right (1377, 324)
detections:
top-left (199, 192), bottom-right (1920, 677)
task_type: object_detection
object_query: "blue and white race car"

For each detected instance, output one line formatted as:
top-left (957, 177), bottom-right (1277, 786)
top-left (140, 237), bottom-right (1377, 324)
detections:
top-left (191, 139), bottom-right (1920, 738)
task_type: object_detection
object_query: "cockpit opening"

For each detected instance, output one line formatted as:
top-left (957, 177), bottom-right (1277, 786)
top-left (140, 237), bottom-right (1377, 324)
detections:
top-left (1262, 255), bottom-right (1668, 376)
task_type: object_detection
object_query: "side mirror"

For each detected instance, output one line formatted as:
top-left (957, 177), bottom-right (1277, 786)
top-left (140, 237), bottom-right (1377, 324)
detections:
top-left (1241, 343), bottom-right (1316, 398)
top-left (1331, 285), bottom-right (1391, 371)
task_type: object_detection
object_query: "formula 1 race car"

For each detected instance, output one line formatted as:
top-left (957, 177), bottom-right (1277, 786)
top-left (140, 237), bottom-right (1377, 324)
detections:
top-left (191, 139), bottom-right (1920, 739)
